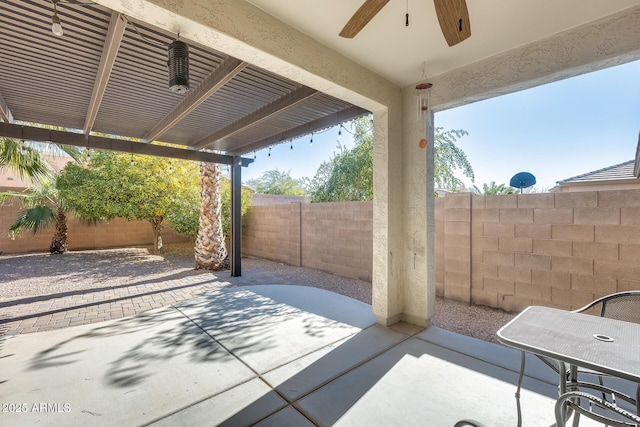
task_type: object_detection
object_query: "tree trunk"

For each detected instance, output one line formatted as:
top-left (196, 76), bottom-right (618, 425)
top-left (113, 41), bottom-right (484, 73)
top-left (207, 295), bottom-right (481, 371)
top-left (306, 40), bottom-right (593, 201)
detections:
top-left (49, 210), bottom-right (68, 254)
top-left (194, 162), bottom-right (228, 270)
top-left (149, 218), bottom-right (163, 255)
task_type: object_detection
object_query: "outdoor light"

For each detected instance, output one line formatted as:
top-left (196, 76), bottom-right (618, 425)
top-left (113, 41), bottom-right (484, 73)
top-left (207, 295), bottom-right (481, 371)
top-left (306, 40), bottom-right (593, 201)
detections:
top-left (51, 0), bottom-right (63, 37)
top-left (167, 39), bottom-right (189, 94)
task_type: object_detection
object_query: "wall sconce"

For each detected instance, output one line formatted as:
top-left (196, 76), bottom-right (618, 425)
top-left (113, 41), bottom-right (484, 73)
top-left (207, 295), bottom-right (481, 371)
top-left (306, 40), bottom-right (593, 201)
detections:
top-left (168, 39), bottom-right (189, 94)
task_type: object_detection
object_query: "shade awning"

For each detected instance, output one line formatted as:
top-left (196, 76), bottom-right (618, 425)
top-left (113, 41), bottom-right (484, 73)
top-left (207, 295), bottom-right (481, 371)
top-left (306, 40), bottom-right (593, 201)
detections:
top-left (0, 0), bottom-right (369, 162)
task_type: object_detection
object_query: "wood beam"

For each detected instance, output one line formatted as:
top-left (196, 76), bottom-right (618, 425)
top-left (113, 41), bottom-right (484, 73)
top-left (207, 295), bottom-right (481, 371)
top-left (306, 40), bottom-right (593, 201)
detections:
top-left (228, 106), bottom-right (369, 156)
top-left (83, 12), bottom-right (127, 134)
top-left (194, 86), bottom-right (318, 150)
top-left (0, 122), bottom-right (254, 167)
top-left (0, 90), bottom-right (14, 123)
top-left (142, 57), bottom-right (247, 143)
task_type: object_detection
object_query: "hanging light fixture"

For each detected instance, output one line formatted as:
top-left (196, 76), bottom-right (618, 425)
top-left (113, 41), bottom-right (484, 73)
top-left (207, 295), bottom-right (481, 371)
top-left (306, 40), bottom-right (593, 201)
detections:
top-left (168, 38), bottom-right (190, 94)
top-left (51, 0), bottom-right (63, 37)
top-left (309, 133), bottom-right (314, 146)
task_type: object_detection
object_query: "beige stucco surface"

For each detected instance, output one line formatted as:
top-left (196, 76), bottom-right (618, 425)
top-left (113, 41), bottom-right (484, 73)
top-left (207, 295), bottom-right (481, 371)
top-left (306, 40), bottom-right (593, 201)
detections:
top-left (91, 0), bottom-right (640, 326)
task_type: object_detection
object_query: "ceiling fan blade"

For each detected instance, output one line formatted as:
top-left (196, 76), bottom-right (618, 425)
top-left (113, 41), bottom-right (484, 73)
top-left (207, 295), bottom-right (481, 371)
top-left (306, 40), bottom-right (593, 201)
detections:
top-left (340, 0), bottom-right (390, 38)
top-left (433, 0), bottom-right (471, 47)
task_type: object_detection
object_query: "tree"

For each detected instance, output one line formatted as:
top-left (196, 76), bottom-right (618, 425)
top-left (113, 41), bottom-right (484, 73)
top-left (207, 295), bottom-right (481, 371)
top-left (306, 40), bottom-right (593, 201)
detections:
top-left (306, 118), bottom-right (474, 202)
top-left (219, 180), bottom-right (253, 242)
top-left (166, 177), bottom-right (252, 242)
top-left (194, 162), bottom-right (227, 270)
top-left (470, 181), bottom-right (517, 195)
top-left (433, 127), bottom-right (474, 190)
top-left (0, 139), bottom-right (82, 254)
top-left (0, 178), bottom-right (71, 254)
top-left (245, 169), bottom-right (305, 196)
top-left (307, 118), bottom-right (373, 202)
top-left (0, 138), bottom-right (52, 183)
top-left (167, 162), bottom-right (252, 270)
top-left (57, 151), bottom-right (199, 254)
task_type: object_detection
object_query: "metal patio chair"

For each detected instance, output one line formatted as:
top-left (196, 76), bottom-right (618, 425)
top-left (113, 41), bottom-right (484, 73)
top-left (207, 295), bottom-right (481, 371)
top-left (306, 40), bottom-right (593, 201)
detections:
top-left (576, 291), bottom-right (640, 324)
top-left (507, 292), bottom-right (640, 426)
top-left (572, 291), bottom-right (640, 410)
top-left (555, 391), bottom-right (640, 427)
top-left (559, 291), bottom-right (640, 425)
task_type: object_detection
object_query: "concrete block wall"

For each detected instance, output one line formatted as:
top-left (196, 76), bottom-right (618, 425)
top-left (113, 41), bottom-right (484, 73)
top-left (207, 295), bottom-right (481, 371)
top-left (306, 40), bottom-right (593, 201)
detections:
top-left (301, 201), bottom-right (372, 281)
top-left (443, 193), bottom-right (472, 303)
top-left (442, 189), bottom-right (640, 312)
top-left (242, 201), bottom-right (373, 281)
top-left (435, 198), bottom-right (445, 296)
top-left (241, 203), bottom-right (301, 266)
top-left (242, 189), bottom-right (640, 312)
top-left (0, 199), bottom-right (188, 254)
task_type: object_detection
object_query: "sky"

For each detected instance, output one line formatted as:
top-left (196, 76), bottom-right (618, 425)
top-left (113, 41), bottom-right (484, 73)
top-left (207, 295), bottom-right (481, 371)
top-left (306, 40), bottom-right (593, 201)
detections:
top-left (242, 60), bottom-right (640, 191)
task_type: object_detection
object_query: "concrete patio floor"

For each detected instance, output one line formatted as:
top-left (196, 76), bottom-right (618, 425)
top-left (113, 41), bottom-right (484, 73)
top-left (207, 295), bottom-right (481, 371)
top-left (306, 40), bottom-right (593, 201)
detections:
top-left (0, 285), bottom-right (611, 426)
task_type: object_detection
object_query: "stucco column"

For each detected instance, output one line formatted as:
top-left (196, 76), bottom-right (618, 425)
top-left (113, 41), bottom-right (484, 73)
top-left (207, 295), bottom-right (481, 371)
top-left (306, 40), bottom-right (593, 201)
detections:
top-left (395, 86), bottom-right (436, 327)
top-left (372, 86), bottom-right (436, 328)
top-left (371, 108), bottom-right (404, 326)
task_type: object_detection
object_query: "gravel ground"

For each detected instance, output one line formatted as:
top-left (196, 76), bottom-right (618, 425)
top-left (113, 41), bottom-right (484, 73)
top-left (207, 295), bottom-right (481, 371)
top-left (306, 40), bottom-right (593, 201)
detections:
top-left (0, 243), bottom-right (515, 344)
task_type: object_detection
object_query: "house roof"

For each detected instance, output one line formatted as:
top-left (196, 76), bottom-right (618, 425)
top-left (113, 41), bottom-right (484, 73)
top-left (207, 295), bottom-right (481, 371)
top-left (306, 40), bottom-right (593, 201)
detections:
top-left (556, 160), bottom-right (636, 185)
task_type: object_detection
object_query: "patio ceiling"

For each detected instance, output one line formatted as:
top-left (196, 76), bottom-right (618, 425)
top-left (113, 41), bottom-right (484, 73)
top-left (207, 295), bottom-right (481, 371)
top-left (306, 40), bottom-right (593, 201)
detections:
top-left (247, 0), bottom-right (640, 87)
top-left (0, 0), bottom-right (369, 163)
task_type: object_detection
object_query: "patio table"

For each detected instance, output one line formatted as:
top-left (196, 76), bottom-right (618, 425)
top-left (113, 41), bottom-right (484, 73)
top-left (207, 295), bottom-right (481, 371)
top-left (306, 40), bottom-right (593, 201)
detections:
top-left (497, 306), bottom-right (640, 425)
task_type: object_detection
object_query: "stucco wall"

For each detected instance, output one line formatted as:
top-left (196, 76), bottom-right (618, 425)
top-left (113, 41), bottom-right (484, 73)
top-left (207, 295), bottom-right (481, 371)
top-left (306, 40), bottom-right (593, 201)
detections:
top-left (0, 193), bottom-right (189, 254)
top-left (242, 201), bottom-right (373, 281)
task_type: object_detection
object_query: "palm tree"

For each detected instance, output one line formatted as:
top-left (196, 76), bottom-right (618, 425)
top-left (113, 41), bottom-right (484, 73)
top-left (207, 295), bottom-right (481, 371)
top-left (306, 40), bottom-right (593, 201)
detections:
top-left (0, 178), bottom-right (70, 254)
top-left (194, 162), bottom-right (228, 270)
top-left (0, 138), bottom-right (52, 183)
top-left (470, 181), bottom-right (517, 195)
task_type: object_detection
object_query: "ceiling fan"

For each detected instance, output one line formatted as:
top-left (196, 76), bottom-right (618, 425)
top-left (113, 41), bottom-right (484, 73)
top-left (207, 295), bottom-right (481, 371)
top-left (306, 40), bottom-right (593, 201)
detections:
top-left (339, 0), bottom-right (471, 47)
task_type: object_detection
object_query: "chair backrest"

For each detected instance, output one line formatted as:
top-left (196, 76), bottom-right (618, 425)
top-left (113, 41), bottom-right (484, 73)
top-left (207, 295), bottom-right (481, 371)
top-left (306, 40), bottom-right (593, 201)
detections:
top-left (577, 291), bottom-right (640, 324)
top-left (600, 292), bottom-right (640, 324)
